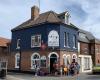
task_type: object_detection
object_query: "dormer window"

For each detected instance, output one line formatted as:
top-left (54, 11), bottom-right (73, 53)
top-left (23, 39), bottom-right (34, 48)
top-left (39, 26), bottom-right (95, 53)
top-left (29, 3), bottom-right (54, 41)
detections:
top-left (65, 12), bottom-right (70, 25)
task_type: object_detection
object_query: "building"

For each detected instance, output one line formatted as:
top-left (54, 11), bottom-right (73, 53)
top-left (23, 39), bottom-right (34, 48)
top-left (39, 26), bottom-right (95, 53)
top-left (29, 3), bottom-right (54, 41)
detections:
top-left (90, 39), bottom-right (100, 66)
top-left (78, 29), bottom-right (100, 73)
top-left (0, 37), bottom-right (10, 62)
top-left (78, 29), bottom-right (94, 73)
top-left (8, 6), bottom-right (79, 73)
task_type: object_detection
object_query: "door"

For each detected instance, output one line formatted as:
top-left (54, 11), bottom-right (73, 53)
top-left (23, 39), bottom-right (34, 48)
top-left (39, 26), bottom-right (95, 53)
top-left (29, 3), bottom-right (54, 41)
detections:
top-left (50, 54), bottom-right (57, 73)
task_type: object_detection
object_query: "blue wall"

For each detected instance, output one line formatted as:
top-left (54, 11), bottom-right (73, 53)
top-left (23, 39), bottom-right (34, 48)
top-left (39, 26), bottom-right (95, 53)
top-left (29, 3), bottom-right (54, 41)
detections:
top-left (60, 24), bottom-right (78, 52)
top-left (11, 23), bottom-right (78, 52)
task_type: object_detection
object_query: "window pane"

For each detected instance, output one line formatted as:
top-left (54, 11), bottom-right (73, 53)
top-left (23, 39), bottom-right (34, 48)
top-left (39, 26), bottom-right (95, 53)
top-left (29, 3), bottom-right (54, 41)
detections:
top-left (31, 35), bottom-right (41, 47)
top-left (41, 60), bottom-right (46, 67)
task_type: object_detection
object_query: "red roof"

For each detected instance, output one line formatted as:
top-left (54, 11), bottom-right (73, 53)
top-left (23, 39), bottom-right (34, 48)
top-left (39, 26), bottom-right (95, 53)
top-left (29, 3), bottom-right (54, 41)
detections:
top-left (0, 37), bottom-right (10, 47)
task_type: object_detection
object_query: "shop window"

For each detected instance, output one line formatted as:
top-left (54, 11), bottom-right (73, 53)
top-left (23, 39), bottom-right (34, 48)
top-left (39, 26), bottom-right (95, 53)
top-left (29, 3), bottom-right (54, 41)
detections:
top-left (84, 57), bottom-right (90, 70)
top-left (31, 35), bottom-right (41, 47)
top-left (40, 56), bottom-right (46, 67)
top-left (31, 53), bottom-right (40, 69)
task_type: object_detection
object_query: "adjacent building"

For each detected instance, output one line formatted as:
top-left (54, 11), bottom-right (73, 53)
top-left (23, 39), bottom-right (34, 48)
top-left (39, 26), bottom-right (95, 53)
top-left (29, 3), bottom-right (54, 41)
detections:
top-left (8, 6), bottom-right (79, 73)
top-left (78, 29), bottom-right (94, 73)
top-left (0, 37), bottom-right (10, 62)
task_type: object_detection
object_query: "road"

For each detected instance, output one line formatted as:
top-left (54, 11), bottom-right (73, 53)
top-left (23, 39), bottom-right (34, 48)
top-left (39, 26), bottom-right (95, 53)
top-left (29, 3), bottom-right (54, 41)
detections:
top-left (0, 73), bottom-right (100, 80)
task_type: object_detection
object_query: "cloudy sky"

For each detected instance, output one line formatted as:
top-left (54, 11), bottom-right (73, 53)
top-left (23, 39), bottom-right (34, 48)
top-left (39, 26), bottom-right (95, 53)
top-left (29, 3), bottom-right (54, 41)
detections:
top-left (0, 0), bottom-right (100, 39)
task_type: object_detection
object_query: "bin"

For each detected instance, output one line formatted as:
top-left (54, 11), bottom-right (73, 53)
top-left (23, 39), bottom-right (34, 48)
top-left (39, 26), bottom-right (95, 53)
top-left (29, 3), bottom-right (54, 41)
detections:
top-left (0, 61), bottom-right (7, 79)
top-left (0, 69), bottom-right (6, 79)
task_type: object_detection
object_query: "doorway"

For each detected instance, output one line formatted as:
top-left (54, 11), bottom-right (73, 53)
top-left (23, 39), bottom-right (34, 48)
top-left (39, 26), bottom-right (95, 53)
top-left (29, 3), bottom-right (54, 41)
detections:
top-left (50, 54), bottom-right (57, 73)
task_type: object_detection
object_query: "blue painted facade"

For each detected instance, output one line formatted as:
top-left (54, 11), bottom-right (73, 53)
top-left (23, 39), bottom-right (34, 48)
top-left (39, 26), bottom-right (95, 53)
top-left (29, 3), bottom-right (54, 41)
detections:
top-left (11, 23), bottom-right (78, 52)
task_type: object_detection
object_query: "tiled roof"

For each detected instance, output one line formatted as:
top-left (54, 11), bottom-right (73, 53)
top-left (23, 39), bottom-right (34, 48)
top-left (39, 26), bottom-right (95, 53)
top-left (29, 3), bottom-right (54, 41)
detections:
top-left (79, 29), bottom-right (100, 44)
top-left (78, 29), bottom-right (95, 43)
top-left (12, 11), bottom-right (78, 31)
top-left (0, 37), bottom-right (10, 47)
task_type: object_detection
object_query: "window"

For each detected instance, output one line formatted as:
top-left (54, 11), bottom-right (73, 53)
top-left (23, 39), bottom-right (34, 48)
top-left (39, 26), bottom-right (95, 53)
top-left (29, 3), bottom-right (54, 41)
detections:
top-left (48, 30), bottom-right (59, 47)
top-left (84, 57), bottom-right (90, 70)
top-left (31, 35), bottom-right (41, 47)
top-left (63, 55), bottom-right (70, 66)
top-left (64, 32), bottom-right (69, 47)
top-left (64, 32), bottom-right (67, 47)
top-left (73, 35), bottom-right (77, 48)
top-left (31, 53), bottom-right (40, 69)
top-left (78, 42), bottom-right (80, 53)
top-left (16, 39), bottom-right (20, 49)
top-left (79, 33), bottom-right (86, 38)
top-left (40, 56), bottom-right (46, 67)
top-left (15, 53), bottom-right (20, 68)
top-left (65, 12), bottom-right (70, 24)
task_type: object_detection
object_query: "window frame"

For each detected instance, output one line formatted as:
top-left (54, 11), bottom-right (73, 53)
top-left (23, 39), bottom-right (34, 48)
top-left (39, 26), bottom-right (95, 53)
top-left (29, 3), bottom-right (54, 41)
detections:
top-left (16, 39), bottom-right (20, 49)
top-left (73, 35), bottom-right (77, 48)
top-left (15, 53), bottom-right (20, 68)
top-left (64, 32), bottom-right (69, 47)
top-left (31, 53), bottom-right (40, 69)
top-left (31, 35), bottom-right (41, 48)
top-left (40, 56), bottom-right (47, 68)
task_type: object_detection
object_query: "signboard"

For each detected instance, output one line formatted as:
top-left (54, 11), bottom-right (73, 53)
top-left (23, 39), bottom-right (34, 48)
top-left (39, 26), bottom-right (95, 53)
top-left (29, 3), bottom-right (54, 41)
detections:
top-left (48, 30), bottom-right (59, 47)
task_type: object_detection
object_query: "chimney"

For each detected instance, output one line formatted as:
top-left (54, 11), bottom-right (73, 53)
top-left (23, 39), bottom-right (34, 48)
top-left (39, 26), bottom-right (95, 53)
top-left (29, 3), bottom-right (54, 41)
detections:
top-left (31, 6), bottom-right (40, 20)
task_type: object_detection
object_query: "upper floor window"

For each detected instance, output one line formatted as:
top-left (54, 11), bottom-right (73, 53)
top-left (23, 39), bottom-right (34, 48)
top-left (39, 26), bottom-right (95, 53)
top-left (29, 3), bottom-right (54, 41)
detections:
top-left (48, 30), bottom-right (59, 47)
top-left (31, 35), bottom-right (41, 47)
top-left (64, 32), bottom-right (69, 47)
top-left (73, 35), bottom-right (77, 48)
top-left (16, 39), bottom-right (20, 49)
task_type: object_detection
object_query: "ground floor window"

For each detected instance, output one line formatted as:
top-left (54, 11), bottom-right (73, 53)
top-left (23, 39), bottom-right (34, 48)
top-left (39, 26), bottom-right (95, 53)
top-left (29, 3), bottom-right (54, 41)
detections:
top-left (84, 57), bottom-right (90, 70)
top-left (40, 56), bottom-right (46, 67)
top-left (31, 53), bottom-right (40, 69)
top-left (63, 55), bottom-right (70, 66)
top-left (15, 53), bottom-right (20, 68)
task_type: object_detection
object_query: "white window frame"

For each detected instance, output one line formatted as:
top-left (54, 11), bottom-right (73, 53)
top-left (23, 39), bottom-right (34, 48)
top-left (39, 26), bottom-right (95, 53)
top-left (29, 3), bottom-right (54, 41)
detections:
top-left (16, 39), bottom-right (20, 49)
top-left (73, 35), bottom-right (77, 48)
top-left (40, 56), bottom-right (46, 68)
top-left (64, 32), bottom-right (69, 47)
top-left (15, 53), bottom-right (20, 68)
top-left (63, 54), bottom-right (71, 66)
top-left (31, 53), bottom-right (40, 69)
top-left (84, 57), bottom-right (90, 70)
top-left (31, 35), bottom-right (41, 48)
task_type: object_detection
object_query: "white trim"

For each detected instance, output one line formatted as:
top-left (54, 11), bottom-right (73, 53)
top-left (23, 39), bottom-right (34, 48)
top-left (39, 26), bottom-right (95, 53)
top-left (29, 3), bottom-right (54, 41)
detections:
top-left (78, 55), bottom-right (92, 73)
top-left (72, 54), bottom-right (77, 59)
top-left (31, 52), bottom-right (40, 69)
top-left (16, 39), bottom-right (20, 49)
top-left (31, 35), bottom-right (41, 48)
top-left (15, 53), bottom-right (20, 68)
top-left (48, 52), bottom-right (59, 58)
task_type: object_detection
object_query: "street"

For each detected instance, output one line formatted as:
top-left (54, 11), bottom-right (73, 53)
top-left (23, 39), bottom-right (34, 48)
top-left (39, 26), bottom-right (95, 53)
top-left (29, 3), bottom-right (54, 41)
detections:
top-left (0, 72), bottom-right (99, 80)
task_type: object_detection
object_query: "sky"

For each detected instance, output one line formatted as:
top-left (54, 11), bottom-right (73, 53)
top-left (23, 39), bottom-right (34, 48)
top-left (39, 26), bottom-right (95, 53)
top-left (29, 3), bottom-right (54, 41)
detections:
top-left (0, 0), bottom-right (100, 39)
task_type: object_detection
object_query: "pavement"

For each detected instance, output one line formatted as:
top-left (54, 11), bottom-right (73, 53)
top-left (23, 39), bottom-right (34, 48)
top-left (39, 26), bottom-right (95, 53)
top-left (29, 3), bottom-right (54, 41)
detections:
top-left (0, 73), bottom-right (100, 80)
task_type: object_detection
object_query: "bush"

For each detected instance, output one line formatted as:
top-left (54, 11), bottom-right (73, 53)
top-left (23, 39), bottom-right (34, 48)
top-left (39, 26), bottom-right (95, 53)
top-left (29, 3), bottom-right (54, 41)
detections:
top-left (93, 66), bottom-right (100, 74)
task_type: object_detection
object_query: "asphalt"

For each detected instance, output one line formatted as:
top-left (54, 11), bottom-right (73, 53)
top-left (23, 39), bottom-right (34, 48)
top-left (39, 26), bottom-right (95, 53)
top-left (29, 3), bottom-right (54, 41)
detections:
top-left (0, 73), bottom-right (100, 80)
